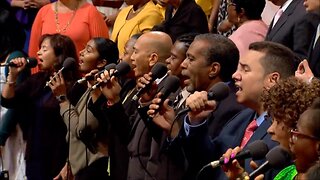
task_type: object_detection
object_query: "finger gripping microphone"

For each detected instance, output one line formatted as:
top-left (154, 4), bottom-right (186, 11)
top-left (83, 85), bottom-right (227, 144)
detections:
top-left (92, 61), bottom-right (131, 90)
top-left (208, 140), bottom-right (269, 168)
top-left (132, 63), bottom-right (168, 101)
top-left (45, 57), bottom-right (76, 87)
top-left (0, 57), bottom-right (38, 68)
top-left (77, 63), bottom-right (117, 84)
top-left (249, 146), bottom-right (292, 179)
top-left (179, 82), bottom-right (230, 115)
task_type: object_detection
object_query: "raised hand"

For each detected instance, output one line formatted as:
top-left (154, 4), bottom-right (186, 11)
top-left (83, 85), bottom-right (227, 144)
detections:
top-left (148, 93), bottom-right (178, 137)
top-left (136, 72), bottom-right (158, 103)
top-left (98, 69), bottom-right (121, 105)
top-left (48, 71), bottom-right (67, 97)
top-left (186, 91), bottom-right (217, 125)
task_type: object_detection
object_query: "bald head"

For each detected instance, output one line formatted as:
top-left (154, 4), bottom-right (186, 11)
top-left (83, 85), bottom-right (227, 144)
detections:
top-left (139, 31), bottom-right (173, 63)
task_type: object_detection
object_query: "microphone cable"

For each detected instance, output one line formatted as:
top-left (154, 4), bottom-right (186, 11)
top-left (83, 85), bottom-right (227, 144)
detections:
top-left (137, 122), bottom-right (157, 180)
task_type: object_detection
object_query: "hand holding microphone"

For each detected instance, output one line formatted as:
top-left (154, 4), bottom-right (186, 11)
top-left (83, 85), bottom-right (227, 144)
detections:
top-left (77, 63), bottom-right (117, 84)
top-left (4, 57), bottom-right (38, 82)
top-left (147, 76), bottom-right (180, 135)
top-left (197, 141), bottom-right (269, 179)
top-left (91, 61), bottom-right (131, 90)
top-left (132, 63), bottom-right (168, 101)
top-left (184, 82), bottom-right (230, 125)
top-left (97, 67), bottom-right (122, 106)
top-left (45, 57), bottom-right (75, 87)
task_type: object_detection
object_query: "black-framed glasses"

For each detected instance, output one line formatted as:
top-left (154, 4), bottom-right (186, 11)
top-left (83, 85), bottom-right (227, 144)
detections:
top-left (290, 129), bottom-right (320, 142)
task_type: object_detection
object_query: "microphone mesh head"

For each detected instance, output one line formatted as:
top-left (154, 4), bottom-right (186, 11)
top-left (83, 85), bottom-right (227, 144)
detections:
top-left (247, 140), bottom-right (269, 160)
top-left (116, 61), bottom-right (131, 75)
top-left (105, 63), bottom-right (117, 71)
top-left (207, 82), bottom-right (230, 101)
top-left (161, 75), bottom-right (180, 96)
top-left (63, 57), bottom-right (76, 69)
top-left (266, 146), bottom-right (292, 169)
top-left (26, 58), bottom-right (38, 68)
top-left (151, 63), bottom-right (168, 79)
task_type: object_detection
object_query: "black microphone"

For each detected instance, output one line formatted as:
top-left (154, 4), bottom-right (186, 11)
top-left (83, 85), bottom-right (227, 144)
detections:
top-left (92, 61), bottom-right (131, 90)
top-left (132, 63), bottom-right (168, 101)
top-left (45, 57), bottom-right (76, 87)
top-left (77, 63), bottom-right (117, 84)
top-left (249, 146), bottom-right (292, 179)
top-left (0, 57), bottom-right (38, 68)
top-left (207, 140), bottom-right (269, 169)
top-left (178, 82), bottom-right (230, 115)
top-left (159, 75), bottom-right (181, 103)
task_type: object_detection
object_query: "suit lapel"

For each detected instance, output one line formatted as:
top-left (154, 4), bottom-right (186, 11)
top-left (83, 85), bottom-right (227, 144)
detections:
top-left (267, 0), bottom-right (300, 39)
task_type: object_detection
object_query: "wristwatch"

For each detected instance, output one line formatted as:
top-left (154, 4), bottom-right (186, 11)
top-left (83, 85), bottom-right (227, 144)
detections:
top-left (56, 95), bottom-right (67, 103)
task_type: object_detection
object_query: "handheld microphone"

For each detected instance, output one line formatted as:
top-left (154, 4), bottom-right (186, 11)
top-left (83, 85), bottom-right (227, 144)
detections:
top-left (77, 63), bottom-right (117, 84)
top-left (45, 57), bottom-right (76, 87)
top-left (132, 63), bottom-right (168, 101)
top-left (249, 146), bottom-right (292, 179)
top-left (0, 57), bottom-right (38, 68)
top-left (178, 82), bottom-right (230, 115)
top-left (92, 61), bottom-right (131, 90)
top-left (159, 75), bottom-right (181, 103)
top-left (207, 140), bottom-right (269, 169)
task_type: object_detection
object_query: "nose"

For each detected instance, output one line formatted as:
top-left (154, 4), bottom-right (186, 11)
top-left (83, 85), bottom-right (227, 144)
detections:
top-left (165, 56), bottom-right (171, 65)
top-left (232, 70), bottom-right (240, 81)
top-left (180, 57), bottom-right (189, 69)
top-left (79, 49), bottom-right (85, 56)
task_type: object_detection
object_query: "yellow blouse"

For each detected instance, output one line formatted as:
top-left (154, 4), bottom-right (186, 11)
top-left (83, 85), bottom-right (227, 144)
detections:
top-left (196, 0), bottom-right (213, 17)
top-left (111, 1), bottom-right (163, 55)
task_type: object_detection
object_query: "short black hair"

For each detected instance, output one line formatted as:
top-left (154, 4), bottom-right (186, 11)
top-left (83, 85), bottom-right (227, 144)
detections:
top-left (249, 41), bottom-right (295, 79)
top-left (233, 0), bottom-right (265, 20)
top-left (176, 33), bottom-right (199, 49)
top-left (93, 38), bottom-right (119, 65)
top-left (195, 33), bottom-right (239, 82)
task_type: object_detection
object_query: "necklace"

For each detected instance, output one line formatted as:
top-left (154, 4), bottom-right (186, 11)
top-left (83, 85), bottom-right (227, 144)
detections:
top-left (54, 1), bottom-right (78, 33)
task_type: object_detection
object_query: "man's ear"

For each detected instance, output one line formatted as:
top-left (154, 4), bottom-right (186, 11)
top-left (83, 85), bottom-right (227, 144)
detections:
top-left (97, 59), bottom-right (107, 69)
top-left (208, 62), bottom-right (221, 79)
top-left (149, 52), bottom-right (158, 67)
top-left (266, 72), bottom-right (280, 88)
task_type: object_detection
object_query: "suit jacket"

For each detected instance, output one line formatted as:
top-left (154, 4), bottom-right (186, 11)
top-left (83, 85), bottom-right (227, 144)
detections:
top-left (104, 75), bottom-right (168, 180)
top-left (162, 82), bottom-right (245, 180)
top-left (152, 0), bottom-right (208, 42)
top-left (308, 22), bottom-right (320, 78)
top-left (265, 0), bottom-right (317, 60)
top-left (182, 108), bottom-right (279, 180)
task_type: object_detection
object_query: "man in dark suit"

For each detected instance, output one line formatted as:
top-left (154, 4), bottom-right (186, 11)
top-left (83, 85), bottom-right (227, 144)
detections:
top-left (148, 33), bottom-right (245, 179)
top-left (266, 0), bottom-right (318, 60)
top-left (180, 41), bottom-right (296, 179)
top-left (98, 31), bottom-right (172, 180)
top-left (304, 0), bottom-right (320, 77)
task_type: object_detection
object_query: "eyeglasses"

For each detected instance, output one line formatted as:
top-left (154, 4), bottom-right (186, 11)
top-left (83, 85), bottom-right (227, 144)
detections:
top-left (290, 129), bottom-right (320, 142)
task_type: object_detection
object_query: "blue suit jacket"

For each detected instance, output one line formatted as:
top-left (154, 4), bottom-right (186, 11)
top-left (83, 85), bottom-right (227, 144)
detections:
top-left (182, 108), bottom-right (279, 180)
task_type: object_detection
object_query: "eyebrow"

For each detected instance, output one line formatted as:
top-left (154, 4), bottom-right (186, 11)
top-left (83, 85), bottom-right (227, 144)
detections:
top-left (239, 62), bottom-right (249, 68)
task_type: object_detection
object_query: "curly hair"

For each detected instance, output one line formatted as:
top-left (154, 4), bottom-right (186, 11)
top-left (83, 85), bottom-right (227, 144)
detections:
top-left (261, 77), bottom-right (320, 129)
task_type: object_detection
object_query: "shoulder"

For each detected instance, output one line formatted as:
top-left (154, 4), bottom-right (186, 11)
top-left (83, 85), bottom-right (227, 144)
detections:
top-left (141, 1), bottom-right (162, 16)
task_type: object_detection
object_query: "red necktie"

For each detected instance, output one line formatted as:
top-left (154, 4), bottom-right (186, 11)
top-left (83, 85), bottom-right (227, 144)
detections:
top-left (240, 119), bottom-right (258, 148)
